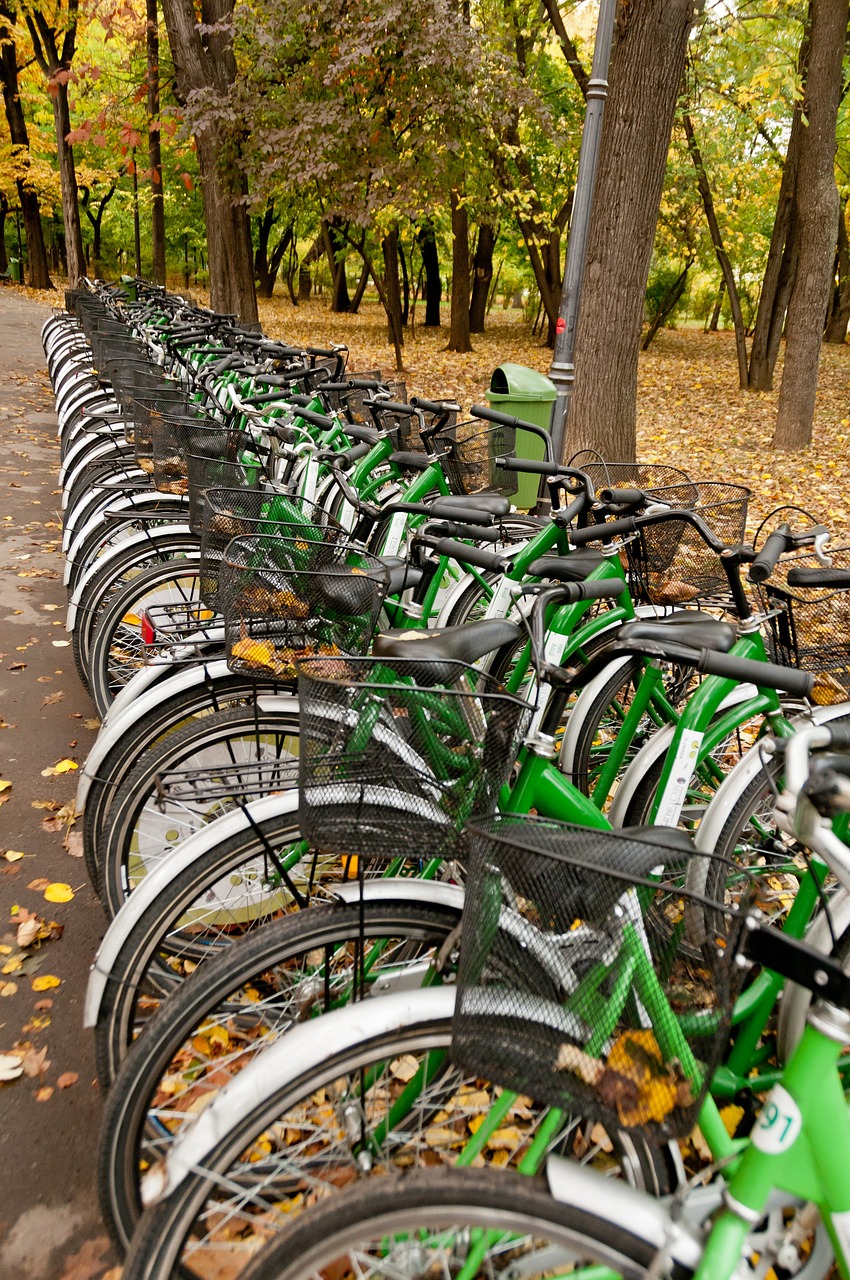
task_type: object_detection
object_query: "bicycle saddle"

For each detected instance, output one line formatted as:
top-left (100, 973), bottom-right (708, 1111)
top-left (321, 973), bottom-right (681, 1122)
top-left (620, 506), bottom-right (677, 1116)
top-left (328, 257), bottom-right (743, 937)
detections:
top-left (529, 551), bottom-right (607, 582)
top-left (432, 493), bottom-right (511, 519)
top-left (618, 614), bottom-right (737, 653)
top-left (372, 618), bottom-right (522, 685)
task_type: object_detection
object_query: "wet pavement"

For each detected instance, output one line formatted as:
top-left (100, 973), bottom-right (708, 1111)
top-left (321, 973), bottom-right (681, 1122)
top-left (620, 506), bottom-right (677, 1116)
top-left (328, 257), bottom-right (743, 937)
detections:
top-left (0, 288), bottom-right (118, 1279)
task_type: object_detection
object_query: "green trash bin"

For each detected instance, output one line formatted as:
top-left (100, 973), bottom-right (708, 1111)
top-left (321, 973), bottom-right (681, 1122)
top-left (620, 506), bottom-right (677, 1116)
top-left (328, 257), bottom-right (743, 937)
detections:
top-left (8, 258), bottom-right (21, 283)
top-left (485, 363), bottom-right (556, 509)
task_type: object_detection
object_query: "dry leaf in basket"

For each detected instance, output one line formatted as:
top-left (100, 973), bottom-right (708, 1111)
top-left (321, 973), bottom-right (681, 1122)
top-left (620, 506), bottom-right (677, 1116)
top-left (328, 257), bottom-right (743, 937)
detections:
top-left (555, 1029), bottom-right (694, 1129)
top-left (648, 576), bottom-right (700, 604)
top-left (138, 458), bottom-right (155, 474)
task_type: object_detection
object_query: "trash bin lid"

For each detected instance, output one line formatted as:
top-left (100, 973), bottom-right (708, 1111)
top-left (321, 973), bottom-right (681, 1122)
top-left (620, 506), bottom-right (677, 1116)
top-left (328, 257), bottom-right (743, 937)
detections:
top-left (489, 363), bottom-right (556, 400)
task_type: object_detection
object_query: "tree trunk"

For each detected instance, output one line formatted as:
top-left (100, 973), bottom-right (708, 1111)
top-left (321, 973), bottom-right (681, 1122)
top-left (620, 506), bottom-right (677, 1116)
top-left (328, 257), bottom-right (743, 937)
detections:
top-left (418, 219), bottom-right (441, 325)
top-left (469, 222), bottom-right (495, 333)
top-left (382, 225), bottom-right (404, 347)
top-left (565, 0), bottom-right (695, 462)
top-left (447, 189), bottom-right (472, 353)
top-left (323, 216), bottom-right (351, 312)
top-left (641, 259), bottom-right (693, 350)
top-left (707, 275), bottom-right (725, 331)
top-left (399, 238), bottom-right (410, 325)
top-left (682, 112), bottom-right (749, 387)
top-left (298, 231), bottom-right (323, 301)
top-left (160, 0), bottom-right (258, 321)
top-left (824, 196), bottom-right (850, 342)
top-left (0, 194), bottom-right (8, 274)
top-left (349, 260), bottom-right (370, 312)
top-left (264, 223), bottom-right (293, 298)
top-left (748, 16), bottom-right (811, 390)
top-left (0, 8), bottom-right (52, 288)
top-left (254, 203), bottom-right (276, 296)
top-left (51, 79), bottom-right (85, 288)
top-left (773, 0), bottom-right (848, 450)
top-left (147, 0), bottom-right (166, 284)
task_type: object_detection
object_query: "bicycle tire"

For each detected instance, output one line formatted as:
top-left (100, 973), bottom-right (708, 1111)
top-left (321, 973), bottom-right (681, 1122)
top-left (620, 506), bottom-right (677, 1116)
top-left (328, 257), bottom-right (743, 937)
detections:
top-left (87, 560), bottom-right (205, 714)
top-left (116, 999), bottom-right (674, 1280)
top-left (71, 533), bottom-right (200, 688)
top-left (99, 704), bottom-right (301, 917)
top-left (234, 1167), bottom-right (671, 1280)
top-left (99, 898), bottom-right (464, 1252)
top-left (81, 671), bottom-right (284, 894)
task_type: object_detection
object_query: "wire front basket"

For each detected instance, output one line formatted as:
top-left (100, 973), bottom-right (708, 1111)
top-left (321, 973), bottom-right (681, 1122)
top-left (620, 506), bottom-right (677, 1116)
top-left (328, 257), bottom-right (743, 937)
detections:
top-left (452, 815), bottom-right (752, 1142)
top-left (200, 490), bottom-right (346, 610)
top-left (626, 482), bottom-right (751, 606)
top-left (433, 418), bottom-right (518, 498)
top-left (220, 538), bottom-right (390, 681)
top-left (186, 427), bottom-right (266, 535)
top-left (296, 657), bottom-right (533, 864)
top-left (753, 546), bottom-right (850, 702)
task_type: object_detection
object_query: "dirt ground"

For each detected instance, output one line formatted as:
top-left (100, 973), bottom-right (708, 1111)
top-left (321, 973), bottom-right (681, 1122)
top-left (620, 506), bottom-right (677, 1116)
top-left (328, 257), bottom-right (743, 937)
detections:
top-left (0, 288), bottom-right (117, 1279)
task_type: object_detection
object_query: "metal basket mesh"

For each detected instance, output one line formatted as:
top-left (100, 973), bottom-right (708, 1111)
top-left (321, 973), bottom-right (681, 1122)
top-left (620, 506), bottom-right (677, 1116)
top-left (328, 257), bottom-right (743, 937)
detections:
top-left (626, 483), bottom-right (751, 605)
top-left (220, 538), bottom-right (390, 681)
top-left (296, 656), bottom-right (532, 863)
top-left (200, 490), bottom-right (345, 610)
top-left (452, 815), bottom-right (751, 1142)
top-left (432, 419), bottom-right (518, 498)
top-left (753, 547), bottom-right (850, 701)
top-left (185, 427), bottom-right (266, 535)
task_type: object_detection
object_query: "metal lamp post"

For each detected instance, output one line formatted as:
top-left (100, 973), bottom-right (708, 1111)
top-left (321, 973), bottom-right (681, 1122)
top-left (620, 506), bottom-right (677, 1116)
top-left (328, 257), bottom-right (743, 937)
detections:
top-left (547, 0), bottom-right (619, 470)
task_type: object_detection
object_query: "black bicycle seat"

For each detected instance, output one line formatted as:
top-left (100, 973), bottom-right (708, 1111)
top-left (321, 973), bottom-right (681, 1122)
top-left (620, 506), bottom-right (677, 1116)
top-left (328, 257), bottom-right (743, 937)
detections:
top-left (618, 615), bottom-right (737, 653)
top-left (373, 618), bottom-right (522, 685)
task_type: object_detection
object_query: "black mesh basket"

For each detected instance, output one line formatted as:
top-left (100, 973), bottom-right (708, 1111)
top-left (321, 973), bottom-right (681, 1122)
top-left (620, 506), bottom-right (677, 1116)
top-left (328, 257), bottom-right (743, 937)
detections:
top-left (220, 538), bottom-right (390, 681)
top-left (186, 427), bottom-right (267, 536)
top-left (625, 482), bottom-right (751, 606)
top-left (296, 656), bottom-right (532, 863)
top-left (199, 490), bottom-right (345, 610)
top-left (149, 403), bottom-right (217, 495)
top-left (452, 815), bottom-right (752, 1143)
top-left (752, 546), bottom-right (850, 702)
top-left (129, 386), bottom-right (199, 475)
top-left (572, 460), bottom-right (691, 494)
top-left (432, 418), bottom-right (519, 498)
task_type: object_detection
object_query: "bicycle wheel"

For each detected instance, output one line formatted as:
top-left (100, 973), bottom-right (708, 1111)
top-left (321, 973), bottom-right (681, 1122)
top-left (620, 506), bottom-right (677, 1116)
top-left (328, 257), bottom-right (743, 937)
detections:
top-left (560, 655), bottom-right (695, 801)
top-left (81, 669), bottom-right (285, 894)
top-left (99, 898), bottom-right (464, 1252)
top-left (71, 532), bottom-right (199, 688)
top-left (93, 800), bottom-right (343, 1084)
top-left (233, 1167), bottom-right (672, 1280)
top-left (99, 705), bottom-right (301, 917)
top-left (116, 996), bottom-right (674, 1280)
top-left (87, 561), bottom-right (206, 714)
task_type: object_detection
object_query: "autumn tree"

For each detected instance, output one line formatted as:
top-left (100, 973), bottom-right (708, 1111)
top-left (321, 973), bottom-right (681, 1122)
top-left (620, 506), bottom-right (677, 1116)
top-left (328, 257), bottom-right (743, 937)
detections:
top-left (566, 0), bottom-right (696, 462)
top-left (25, 0), bottom-right (86, 287)
top-left (773, 0), bottom-right (849, 449)
top-left (160, 0), bottom-right (257, 320)
top-left (0, 0), bottom-right (52, 286)
top-left (146, 0), bottom-right (165, 283)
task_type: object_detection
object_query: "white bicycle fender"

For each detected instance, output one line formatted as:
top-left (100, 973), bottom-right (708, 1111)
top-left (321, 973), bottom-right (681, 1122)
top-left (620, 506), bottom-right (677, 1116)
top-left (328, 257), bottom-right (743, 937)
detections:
top-left (83, 791), bottom-right (301, 1029)
top-left (141, 985), bottom-right (457, 1205)
top-left (331, 878), bottom-right (466, 911)
top-left (66, 525), bottom-right (194, 630)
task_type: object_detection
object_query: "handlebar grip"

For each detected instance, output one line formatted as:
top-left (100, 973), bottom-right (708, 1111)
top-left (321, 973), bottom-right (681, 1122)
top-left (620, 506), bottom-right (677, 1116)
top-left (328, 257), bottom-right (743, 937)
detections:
top-left (749, 525), bottom-right (791, 584)
top-left (347, 378), bottom-right (384, 391)
top-left (569, 516), bottom-right (637, 546)
top-left (826, 724), bottom-right (850, 751)
top-left (427, 522), bottom-right (501, 543)
top-left (306, 346), bottom-right (341, 358)
top-left (411, 396), bottom-right (461, 415)
top-left (429, 498), bottom-right (495, 526)
top-left (597, 488), bottom-right (646, 508)
top-left (432, 537), bottom-right (513, 574)
top-left (695, 649), bottom-right (814, 698)
top-left (553, 579), bottom-right (628, 603)
top-left (292, 406), bottom-right (336, 431)
top-left (369, 400), bottom-right (417, 416)
top-left (471, 403), bottom-right (551, 449)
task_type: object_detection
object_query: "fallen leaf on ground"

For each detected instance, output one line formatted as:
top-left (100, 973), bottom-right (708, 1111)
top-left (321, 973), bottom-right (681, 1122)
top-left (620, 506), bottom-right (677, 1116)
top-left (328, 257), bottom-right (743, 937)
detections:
top-left (0, 1053), bottom-right (23, 1080)
top-left (31, 974), bottom-right (60, 991)
top-left (22, 1045), bottom-right (50, 1077)
top-left (32, 798), bottom-right (61, 811)
top-left (44, 883), bottom-right (73, 903)
top-left (0, 780), bottom-right (11, 793)
top-left (34, 998), bottom-right (53, 1010)
top-left (41, 691), bottom-right (64, 707)
top-left (16, 916), bottom-right (40, 947)
top-left (56, 1070), bottom-right (78, 1089)
top-left (34, 1085), bottom-right (53, 1101)
top-left (0, 981), bottom-right (17, 996)
top-left (3, 850), bottom-right (25, 862)
top-left (57, 1235), bottom-right (112, 1280)
top-left (40, 758), bottom-right (78, 776)
top-left (65, 831), bottom-right (84, 858)
top-left (51, 639), bottom-right (70, 647)
top-left (27, 878), bottom-right (49, 891)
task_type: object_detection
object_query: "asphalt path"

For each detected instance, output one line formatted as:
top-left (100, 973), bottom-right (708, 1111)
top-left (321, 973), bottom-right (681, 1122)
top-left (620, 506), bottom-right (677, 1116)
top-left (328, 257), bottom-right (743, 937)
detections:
top-left (0, 288), bottom-right (118, 1279)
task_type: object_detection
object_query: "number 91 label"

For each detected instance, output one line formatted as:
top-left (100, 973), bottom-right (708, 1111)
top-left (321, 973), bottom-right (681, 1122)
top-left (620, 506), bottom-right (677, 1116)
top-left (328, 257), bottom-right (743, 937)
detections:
top-left (752, 1085), bottom-right (802, 1154)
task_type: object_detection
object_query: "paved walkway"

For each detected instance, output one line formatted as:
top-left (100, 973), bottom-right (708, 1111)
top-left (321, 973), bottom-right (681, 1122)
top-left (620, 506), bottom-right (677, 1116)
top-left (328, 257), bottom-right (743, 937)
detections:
top-left (0, 288), bottom-right (118, 1279)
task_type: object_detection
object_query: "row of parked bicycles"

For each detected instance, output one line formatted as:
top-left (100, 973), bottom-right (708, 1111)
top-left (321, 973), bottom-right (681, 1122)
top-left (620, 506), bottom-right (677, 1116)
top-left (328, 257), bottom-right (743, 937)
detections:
top-left (46, 277), bottom-right (850, 1280)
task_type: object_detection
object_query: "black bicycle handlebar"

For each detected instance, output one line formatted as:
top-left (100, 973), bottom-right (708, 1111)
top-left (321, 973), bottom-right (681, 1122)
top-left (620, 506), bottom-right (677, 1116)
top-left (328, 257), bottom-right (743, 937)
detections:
top-left (749, 524), bottom-right (791, 584)
top-left (428, 536), bottom-right (514, 574)
top-left (410, 396), bottom-right (462, 416)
